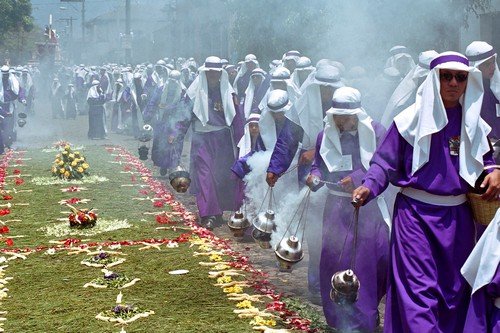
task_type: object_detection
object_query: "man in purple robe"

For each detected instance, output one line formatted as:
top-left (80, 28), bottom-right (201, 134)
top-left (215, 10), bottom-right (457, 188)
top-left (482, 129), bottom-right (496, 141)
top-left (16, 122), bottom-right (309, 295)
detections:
top-left (466, 41), bottom-right (499, 140)
top-left (234, 54), bottom-right (259, 101)
top-left (144, 70), bottom-right (188, 176)
top-left (184, 56), bottom-right (244, 230)
top-left (306, 87), bottom-right (389, 331)
top-left (352, 52), bottom-right (500, 333)
top-left (461, 209), bottom-right (500, 333)
top-left (0, 66), bottom-right (25, 149)
top-left (87, 80), bottom-right (107, 140)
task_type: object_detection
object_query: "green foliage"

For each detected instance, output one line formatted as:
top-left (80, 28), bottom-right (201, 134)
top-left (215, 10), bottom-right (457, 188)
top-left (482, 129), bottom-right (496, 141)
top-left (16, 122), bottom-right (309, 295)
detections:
top-left (0, 0), bottom-right (37, 64)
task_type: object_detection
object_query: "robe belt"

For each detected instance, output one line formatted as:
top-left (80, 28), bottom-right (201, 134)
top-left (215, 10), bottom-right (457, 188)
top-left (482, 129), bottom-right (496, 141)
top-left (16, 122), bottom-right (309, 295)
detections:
top-left (193, 119), bottom-right (229, 133)
top-left (495, 297), bottom-right (500, 309)
top-left (400, 187), bottom-right (467, 206)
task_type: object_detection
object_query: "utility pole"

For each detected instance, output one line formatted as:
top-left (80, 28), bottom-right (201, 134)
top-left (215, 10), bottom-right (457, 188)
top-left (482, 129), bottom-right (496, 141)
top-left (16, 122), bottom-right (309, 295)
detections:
top-left (82, 0), bottom-right (85, 44)
top-left (125, 0), bottom-right (131, 63)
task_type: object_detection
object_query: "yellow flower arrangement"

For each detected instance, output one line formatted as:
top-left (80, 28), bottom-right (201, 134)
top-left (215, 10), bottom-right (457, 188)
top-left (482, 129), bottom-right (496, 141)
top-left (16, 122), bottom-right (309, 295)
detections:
top-left (250, 316), bottom-right (277, 327)
top-left (217, 276), bottom-right (232, 284)
top-left (209, 254), bottom-right (223, 262)
top-left (223, 285), bottom-right (243, 294)
top-left (236, 300), bottom-right (253, 309)
top-left (52, 144), bottom-right (90, 180)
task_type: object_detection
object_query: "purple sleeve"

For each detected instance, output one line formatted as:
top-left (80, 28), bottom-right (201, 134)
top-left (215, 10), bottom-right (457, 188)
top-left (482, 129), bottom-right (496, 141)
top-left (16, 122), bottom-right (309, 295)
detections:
top-left (18, 88), bottom-right (26, 101)
top-left (267, 119), bottom-right (304, 175)
top-left (143, 86), bottom-right (162, 123)
top-left (362, 123), bottom-right (405, 203)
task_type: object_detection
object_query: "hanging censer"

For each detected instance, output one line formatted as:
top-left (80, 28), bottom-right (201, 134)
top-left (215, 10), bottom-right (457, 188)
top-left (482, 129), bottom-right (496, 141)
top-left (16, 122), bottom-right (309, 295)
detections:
top-left (252, 187), bottom-right (278, 249)
top-left (330, 201), bottom-right (361, 305)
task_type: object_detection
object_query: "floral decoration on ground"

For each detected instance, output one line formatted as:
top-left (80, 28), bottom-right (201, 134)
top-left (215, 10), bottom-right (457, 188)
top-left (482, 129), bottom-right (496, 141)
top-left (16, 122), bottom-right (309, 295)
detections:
top-left (68, 205), bottom-right (98, 228)
top-left (96, 292), bottom-right (154, 325)
top-left (51, 144), bottom-right (90, 180)
top-left (84, 269), bottom-right (140, 289)
top-left (32, 175), bottom-right (108, 186)
top-left (81, 251), bottom-right (126, 268)
top-left (40, 218), bottom-right (132, 237)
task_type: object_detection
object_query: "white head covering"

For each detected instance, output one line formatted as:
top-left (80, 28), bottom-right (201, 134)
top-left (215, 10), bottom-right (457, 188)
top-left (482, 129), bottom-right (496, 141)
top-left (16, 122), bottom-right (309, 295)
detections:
top-left (186, 56), bottom-right (236, 127)
top-left (394, 51), bottom-right (490, 186)
top-left (160, 70), bottom-right (185, 106)
top-left (237, 113), bottom-right (261, 158)
top-left (259, 90), bottom-right (292, 151)
top-left (461, 208), bottom-right (500, 294)
top-left (233, 54), bottom-right (260, 95)
top-left (466, 41), bottom-right (500, 101)
top-left (259, 67), bottom-right (302, 111)
top-left (381, 50), bottom-right (439, 128)
top-left (320, 87), bottom-right (377, 172)
top-left (282, 50), bottom-right (301, 64)
top-left (385, 45), bottom-right (416, 70)
top-left (286, 65), bottom-right (344, 149)
top-left (291, 56), bottom-right (315, 88)
top-left (87, 80), bottom-right (102, 100)
top-left (243, 68), bottom-right (267, 118)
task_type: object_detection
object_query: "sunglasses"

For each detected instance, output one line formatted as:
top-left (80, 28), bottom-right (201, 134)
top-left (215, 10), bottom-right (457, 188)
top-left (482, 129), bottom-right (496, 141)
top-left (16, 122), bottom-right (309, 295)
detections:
top-left (439, 72), bottom-right (468, 83)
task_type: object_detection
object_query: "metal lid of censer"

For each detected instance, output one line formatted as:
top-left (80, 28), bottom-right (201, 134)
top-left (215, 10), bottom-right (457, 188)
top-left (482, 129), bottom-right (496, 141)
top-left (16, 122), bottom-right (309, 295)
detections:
top-left (227, 210), bottom-right (251, 237)
top-left (330, 269), bottom-right (360, 305)
top-left (274, 235), bottom-right (304, 272)
top-left (169, 166), bottom-right (191, 193)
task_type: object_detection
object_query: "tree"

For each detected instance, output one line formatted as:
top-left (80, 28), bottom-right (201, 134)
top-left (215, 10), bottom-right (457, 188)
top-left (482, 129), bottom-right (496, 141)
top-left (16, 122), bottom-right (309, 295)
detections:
top-left (0, 0), bottom-right (36, 64)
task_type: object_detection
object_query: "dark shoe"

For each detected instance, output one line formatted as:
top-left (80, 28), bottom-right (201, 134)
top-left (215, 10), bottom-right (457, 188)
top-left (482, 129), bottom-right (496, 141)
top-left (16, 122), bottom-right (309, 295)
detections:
top-left (159, 168), bottom-right (168, 176)
top-left (200, 216), bottom-right (215, 230)
top-left (215, 215), bottom-right (224, 227)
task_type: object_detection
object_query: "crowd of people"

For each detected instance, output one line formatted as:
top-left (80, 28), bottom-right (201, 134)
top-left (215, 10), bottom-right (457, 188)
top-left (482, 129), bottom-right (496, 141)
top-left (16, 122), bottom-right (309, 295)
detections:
top-left (2, 40), bottom-right (499, 332)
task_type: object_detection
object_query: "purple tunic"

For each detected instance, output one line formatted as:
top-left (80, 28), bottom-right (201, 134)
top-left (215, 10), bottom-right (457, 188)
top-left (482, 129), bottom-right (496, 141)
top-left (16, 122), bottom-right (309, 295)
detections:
top-left (362, 106), bottom-right (496, 333)
top-left (186, 88), bottom-right (244, 218)
top-left (464, 266), bottom-right (500, 333)
top-left (144, 85), bottom-right (188, 169)
top-left (482, 80), bottom-right (499, 139)
top-left (87, 94), bottom-right (107, 139)
top-left (310, 123), bottom-right (389, 331)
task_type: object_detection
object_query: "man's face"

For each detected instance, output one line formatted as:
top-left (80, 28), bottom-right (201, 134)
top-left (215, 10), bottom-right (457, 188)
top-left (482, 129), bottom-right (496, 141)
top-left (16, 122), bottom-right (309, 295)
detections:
top-left (439, 69), bottom-right (468, 106)
top-left (249, 122), bottom-right (260, 136)
top-left (271, 111), bottom-right (285, 122)
top-left (246, 61), bottom-right (257, 72)
top-left (271, 81), bottom-right (287, 91)
top-left (333, 115), bottom-right (358, 132)
top-left (251, 74), bottom-right (263, 87)
top-left (206, 70), bottom-right (221, 85)
top-left (227, 68), bottom-right (237, 79)
top-left (284, 59), bottom-right (296, 73)
top-left (320, 85), bottom-right (335, 104)
top-left (477, 56), bottom-right (496, 80)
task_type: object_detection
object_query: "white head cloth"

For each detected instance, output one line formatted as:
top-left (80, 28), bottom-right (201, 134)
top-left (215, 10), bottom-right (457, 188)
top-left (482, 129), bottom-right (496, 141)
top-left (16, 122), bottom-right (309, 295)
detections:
top-left (237, 113), bottom-right (261, 158)
top-left (466, 41), bottom-right (500, 101)
top-left (320, 87), bottom-right (377, 172)
top-left (287, 65), bottom-right (344, 149)
top-left (394, 51), bottom-right (491, 186)
top-left (259, 90), bottom-right (292, 151)
top-left (461, 208), bottom-right (500, 294)
top-left (381, 50), bottom-right (439, 128)
top-left (291, 56), bottom-right (314, 88)
top-left (259, 67), bottom-right (301, 111)
top-left (186, 56), bottom-right (236, 127)
top-left (385, 45), bottom-right (416, 69)
top-left (87, 80), bottom-right (102, 100)
top-left (233, 54), bottom-right (259, 95)
top-left (160, 70), bottom-right (185, 106)
top-left (243, 68), bottom-right (267, 118)
top-left (0, 71), bottom-right (20, 103)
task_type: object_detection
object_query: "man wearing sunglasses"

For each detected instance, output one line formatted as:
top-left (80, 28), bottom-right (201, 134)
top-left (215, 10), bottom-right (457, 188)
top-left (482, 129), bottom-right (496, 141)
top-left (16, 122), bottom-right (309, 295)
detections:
top-left (351, 51), bottom-right (500, 332)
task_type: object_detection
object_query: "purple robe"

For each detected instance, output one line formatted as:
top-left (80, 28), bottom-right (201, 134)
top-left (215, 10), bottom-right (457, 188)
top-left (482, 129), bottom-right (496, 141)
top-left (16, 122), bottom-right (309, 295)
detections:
top-left (482, 79), bottom-right (499, 139)
top-left (144, 85), bottom-right (188, 169)
top-left (362, 105), bottom-right (496, 333)
top-left (87, 93), bottom-right (106, 139)
top-left (464, 265), bottom-right (500, 333)
top-left (310, 123), bottom-right (389, 332)
top-left (186, 88), bottom-right (244, 218)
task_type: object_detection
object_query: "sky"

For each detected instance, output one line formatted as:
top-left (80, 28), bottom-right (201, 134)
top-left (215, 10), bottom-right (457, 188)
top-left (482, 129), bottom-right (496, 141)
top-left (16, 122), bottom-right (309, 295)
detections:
top-left (31, 0), bottom-right (154, 37)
